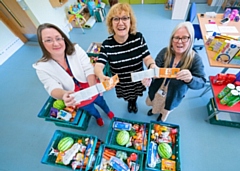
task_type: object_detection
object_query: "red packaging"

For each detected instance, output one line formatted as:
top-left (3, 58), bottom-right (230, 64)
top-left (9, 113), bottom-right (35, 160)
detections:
top-left (224, 74), bottom-right (236, 84)
top-left (213, 74), bottom-right (227, 85)
top-left (234, 81), bottom-right (240, 86)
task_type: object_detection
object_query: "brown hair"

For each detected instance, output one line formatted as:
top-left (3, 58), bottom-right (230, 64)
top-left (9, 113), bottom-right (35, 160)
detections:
top-left (37, 23), bottom-right (75, 62)
top-left (106, 3), bottom-right (137, 35)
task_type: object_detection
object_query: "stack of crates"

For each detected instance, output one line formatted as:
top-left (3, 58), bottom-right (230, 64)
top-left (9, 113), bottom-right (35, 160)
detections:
top-left (41, 130), bottom-right (102, 170)
top-left (86, 42), bottom-right (112, 77)
top-left (94, 117), bottom-right (147, 171)
top-left (37, 96), bottom-right (91, 131)
top-left (145, 121), bottom-right (180, 171)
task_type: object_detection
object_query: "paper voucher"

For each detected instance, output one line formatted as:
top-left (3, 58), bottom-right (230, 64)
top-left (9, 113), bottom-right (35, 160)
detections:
top-left (131, 68), bottom-right (180, 82)
top-left (71, 74), bottom-right (119, 103)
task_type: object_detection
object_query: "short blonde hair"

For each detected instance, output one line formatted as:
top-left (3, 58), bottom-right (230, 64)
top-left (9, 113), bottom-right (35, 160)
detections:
top-left (106, 3), bottom-right (137, 35)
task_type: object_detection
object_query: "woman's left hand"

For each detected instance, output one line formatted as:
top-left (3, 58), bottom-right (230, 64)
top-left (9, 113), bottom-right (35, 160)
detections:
top-left (176, 69), bottom-right (192, 83)
top-left (142, 78), bottom-right (152, 87)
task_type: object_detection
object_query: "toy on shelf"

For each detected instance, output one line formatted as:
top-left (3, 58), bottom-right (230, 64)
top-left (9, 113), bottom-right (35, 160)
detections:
top-left (68, 3), bottom-right (86, 33)
top-left (165, 0), bottom-right (173, 10)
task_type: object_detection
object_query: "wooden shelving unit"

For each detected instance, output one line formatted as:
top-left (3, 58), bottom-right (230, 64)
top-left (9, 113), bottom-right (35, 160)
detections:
top-left (49, 0), bottom-right (68, 7)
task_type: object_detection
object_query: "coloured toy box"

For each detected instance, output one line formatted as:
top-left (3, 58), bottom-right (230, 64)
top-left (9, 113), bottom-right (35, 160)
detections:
top-left (105, 117), bottom-right (149, 153)
top-left (37, 97), bottom-right (91, 131)
top-left (207, 98), bottom-right (240, 128)
top-left (41, 130), bottom-right (99, 170)
top-left (145, 121), bottom-right (180, 171)
top-left (93, 144), bottom-right (145, 171)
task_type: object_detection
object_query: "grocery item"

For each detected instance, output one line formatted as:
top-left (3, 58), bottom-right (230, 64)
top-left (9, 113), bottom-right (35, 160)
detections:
top-left (158, 143), bottom-right (172, 159)
top-left (220, 90), bottom-right (239, 105)
top-left (53, 100), bottom-right (66, 110)
top-left (116, 130), bottom-right (130, 146)
top-left (57, 137), bottom-right (74, 151)
top-left (217, 83), bottom-right (235, 99)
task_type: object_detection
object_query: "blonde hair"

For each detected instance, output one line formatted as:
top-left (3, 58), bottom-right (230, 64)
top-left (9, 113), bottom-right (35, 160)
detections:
top-left (164, 22), bottom-right (195, 69)
top-left (106, 3), bottom-right (137, 35)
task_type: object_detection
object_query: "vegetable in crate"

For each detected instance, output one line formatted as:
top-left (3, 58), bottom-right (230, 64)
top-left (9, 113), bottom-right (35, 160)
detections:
top-left (58, 137), bottom-right (74, 151)
top-left (158, 143), bottom-right (172, 159)
top-left (53, 100), bottom-right (66, 110)
top-left (116, 130), bottom-right (130, 146)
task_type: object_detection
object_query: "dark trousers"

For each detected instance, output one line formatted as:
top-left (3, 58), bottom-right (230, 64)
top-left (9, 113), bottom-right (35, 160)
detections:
top-left (80, 95), bottom-right (110, 119)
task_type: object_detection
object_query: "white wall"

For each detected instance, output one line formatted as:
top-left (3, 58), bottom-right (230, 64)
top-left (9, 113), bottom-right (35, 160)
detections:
top-left (0, 21), bottom-right (17, 50)
top-left (25, 0), bottom-right (77, 34)
top-left (0, 0), bottom-right (78, 64)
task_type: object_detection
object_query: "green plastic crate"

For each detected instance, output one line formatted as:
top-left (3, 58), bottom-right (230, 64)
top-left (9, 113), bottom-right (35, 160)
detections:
top-left (54, 110), bottom-right (92, 131)
top-left (145, 121), bottom-right (180, 171)
top-left (41, 130), bottom-right (98, 171)
top-left (93, 144), bottom-right (145, 171)
top-left (105, 117), bottom-right (149, 153)
top-left (37, 96), bottom-right (82, 125)
top-left (207, 98), bottom-right (240, 128)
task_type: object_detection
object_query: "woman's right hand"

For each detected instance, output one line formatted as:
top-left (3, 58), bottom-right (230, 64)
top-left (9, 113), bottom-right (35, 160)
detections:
top-left (62, 91), bottom-right (77, 107)
top-left (142, 78), bottom-right (152, 87)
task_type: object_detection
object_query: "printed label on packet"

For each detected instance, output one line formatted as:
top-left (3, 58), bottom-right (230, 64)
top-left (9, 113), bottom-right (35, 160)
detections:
top-left (102, 74), bottom-right (119, 90)
top-left (112, 121), bottom-right (132, 131)
top-left (109, 156), bottom-right (130, 171)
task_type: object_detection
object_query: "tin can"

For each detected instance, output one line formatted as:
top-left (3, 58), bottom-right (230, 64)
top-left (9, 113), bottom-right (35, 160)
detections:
top-left (236, 86), bottom-right (240, 92)
top-left (227, 93), bottom-right (240, 107)
top-left (217, 83), bottom-right (235, 99)
top-left (220, 90), bottom-right (239, 105)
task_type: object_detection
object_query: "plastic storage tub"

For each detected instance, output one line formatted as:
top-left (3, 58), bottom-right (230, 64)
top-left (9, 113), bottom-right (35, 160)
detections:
top-left (37, 96), bottom-right (91, 131)
top-left (93, 144), bottom-right (145, 171)
top-left (207, 98), bottom-right (240, 128)
top-left (41, 130), bottom-right (98, 170)
top-left (145, 121), bottom-right (180, 171)
top-left (105, 117), bottom-right (149, 153)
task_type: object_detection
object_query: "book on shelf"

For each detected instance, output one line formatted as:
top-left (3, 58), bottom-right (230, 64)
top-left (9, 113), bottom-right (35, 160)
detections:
top-left (229, 50), bottom-right (240, 65)
top-left (214, 43), bottom-right (240, 64)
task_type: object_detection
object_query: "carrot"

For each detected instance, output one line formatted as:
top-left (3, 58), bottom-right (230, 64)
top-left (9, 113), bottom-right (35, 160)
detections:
top-left (104, 150), bottom-right (116, 156)
top-left (105, 148), bottom-right (116, 154)
top-left (103, 153), bottom-right (111, 160)
top-left (103, 152), bottom-right (115, 158)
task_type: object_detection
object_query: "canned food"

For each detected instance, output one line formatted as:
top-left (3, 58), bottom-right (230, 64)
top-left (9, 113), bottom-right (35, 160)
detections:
top-left (227, 95), bottom-right (240, 107)
top-left (217, 83), bottom-right (235, 99)
top-left (236, 86), bottom-right (240, 92)
top-left (220, 90), bottom-right (239, 105)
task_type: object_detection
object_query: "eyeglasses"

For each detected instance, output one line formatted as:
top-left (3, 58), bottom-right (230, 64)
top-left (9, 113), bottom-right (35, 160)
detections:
top-left (112, 16), bottom-right (130, 23)
top-left (172, 36), bottom-right (190, 43)
top-left (42, 37), bottom-right (64, 44)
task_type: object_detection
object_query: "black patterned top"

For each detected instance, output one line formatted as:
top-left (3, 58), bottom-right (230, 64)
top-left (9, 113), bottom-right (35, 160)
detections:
top-left (97, 32), bottom-right (150, 101)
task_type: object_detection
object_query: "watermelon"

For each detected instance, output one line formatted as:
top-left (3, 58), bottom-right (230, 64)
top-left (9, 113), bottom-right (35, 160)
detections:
top-left (57, 137), bottom-right (74, 151)
top-left (116, 130), bottom-right (130, 146)
top-left (158, 143), bottom-right (172, 159)
top-left (53, 100), bottom-right (65, 110)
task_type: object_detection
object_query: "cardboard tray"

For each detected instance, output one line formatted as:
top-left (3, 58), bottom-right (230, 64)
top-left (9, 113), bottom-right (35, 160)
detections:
top-left (41, 130), bottom-right (98, 171)
top-left (93, 144), bottom-right (145, 171)
top-left (105, 117), bottom-right (149, 153)
top-left (145, 121), bottom-right (180, 171)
